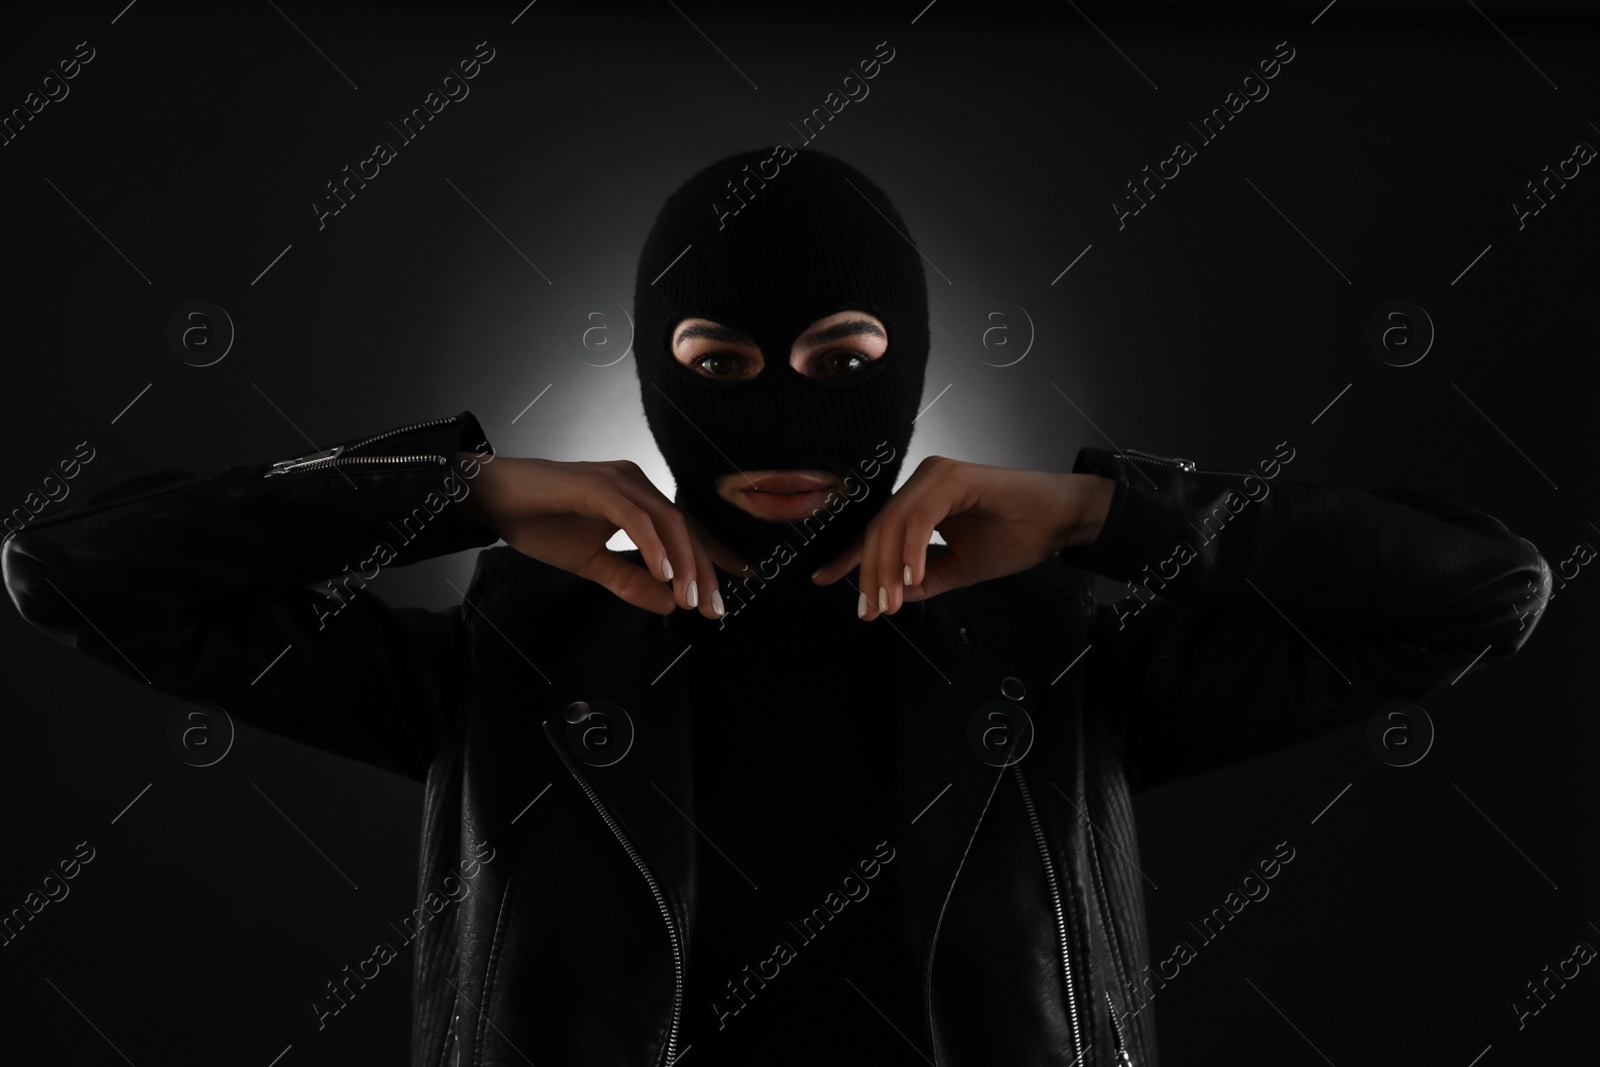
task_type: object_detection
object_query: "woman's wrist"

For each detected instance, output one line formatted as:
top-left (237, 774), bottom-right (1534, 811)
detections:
top-left (1061, 473), bottom-right (1116, 550)
top-left (455, 451), bottom-right (500, 530)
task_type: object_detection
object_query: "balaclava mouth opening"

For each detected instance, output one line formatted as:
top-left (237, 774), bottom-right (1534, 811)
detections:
top-left (631, 147), bottom-right (930, 601)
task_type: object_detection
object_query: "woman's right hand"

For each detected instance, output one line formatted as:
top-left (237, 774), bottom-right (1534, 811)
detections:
top-left (454, 453), bottom-right (745, 619)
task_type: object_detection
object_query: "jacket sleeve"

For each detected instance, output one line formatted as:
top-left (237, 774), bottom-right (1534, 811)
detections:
top-left (1, 410), bottom-right (500, 783)
top-left (1055, 445), bottom-right (1553, 792)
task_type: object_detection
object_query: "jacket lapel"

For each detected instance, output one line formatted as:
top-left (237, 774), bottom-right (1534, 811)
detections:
top-left (535, 612), bottom-right (701, 944)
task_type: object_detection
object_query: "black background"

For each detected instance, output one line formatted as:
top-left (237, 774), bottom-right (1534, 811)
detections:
top-left (1, 1), bottom-right (1596, 1063)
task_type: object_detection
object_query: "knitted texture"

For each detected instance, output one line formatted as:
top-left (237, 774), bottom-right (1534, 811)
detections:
top-left (632, 148), bottom-right (931, 596)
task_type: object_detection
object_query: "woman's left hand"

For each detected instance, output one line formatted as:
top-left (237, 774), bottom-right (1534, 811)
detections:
top-left (810, 457), bottom-right (1117, 620)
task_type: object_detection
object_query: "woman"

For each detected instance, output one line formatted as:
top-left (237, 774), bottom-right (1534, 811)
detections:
top-left (3, 149), bottom-right (1550, 1066)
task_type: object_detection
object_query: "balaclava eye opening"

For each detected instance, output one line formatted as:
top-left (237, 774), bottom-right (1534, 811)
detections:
top-left (631, 147), bottom-right (930, 598)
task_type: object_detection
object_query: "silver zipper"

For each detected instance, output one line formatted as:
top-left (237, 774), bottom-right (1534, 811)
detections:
top-left (1012, 766), bottom-right (1084, 1065)
top-left (264, 414), bottom-right (462, 476)
top-left (267, 450), bottom-right (450, 475)
top-left (1084, 794), bottom-right (1138, 1066)
top-left (1118, 448), bottom-right (1197, 472)
top-left (1118, 448), bottom-right (1254, 479)
top-left (343, 414), bottom-right (461, 453)
top-left (1090, 859), bottom-right (1138, 1066)
top-left (1105, 990), bottom-right (1134, 1066)
top-left (540, 720), bottom-right (685, 1067)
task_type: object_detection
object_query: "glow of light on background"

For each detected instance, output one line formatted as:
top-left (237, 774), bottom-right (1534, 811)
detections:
top-left (442, 273), bottom-right (1081, 563)
top-left (532, 297), bottom-right (1071, 554)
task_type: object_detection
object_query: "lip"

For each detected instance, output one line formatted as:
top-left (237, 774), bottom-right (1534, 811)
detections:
top-left (745, 472), bottom-right (836, 492)
top-left (735, 471), bottom-right (837, 521)
top-left (738, 487), bottom-right (838, 520)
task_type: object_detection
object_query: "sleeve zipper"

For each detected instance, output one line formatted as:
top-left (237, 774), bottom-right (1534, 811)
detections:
top-left (1118, 448), bottom-right (1197, 472)
top-left (264, 414), bottom-right (462, 477)
top-left (1117, 448), bottom-right (1252, 479)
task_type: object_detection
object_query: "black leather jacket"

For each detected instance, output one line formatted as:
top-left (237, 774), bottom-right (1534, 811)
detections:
top-left (1, 410), bottom-right (1550, 1066)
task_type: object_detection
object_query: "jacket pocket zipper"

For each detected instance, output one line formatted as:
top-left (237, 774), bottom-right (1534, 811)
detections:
top-left (1105, 990), bottom-right (1135, 1065)
top-left (1012, 765), bottom-right (1085, 1066)
top-left (540, 721), bottom-right (685, 1067)
top-left (264, 414), bottom-right (461, 477)
top-left (1084, 790), bottom-right (1139, 1066)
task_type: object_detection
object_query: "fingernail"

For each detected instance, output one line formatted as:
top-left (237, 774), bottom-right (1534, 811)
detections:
top-left (878, 586), bottom-right (888, 613)
top-left (857, 592), bottom-right (869, 619)
top-left (811, 568), bottom-right (823, 583)
top-left (903, 564), bottom-right (912, 586)
top-left (661, 557), bottom-right (674, 581)
top-left (687, 579), bottom-right (698, 609)
top-left (711, 588), bottom-right (725, 616)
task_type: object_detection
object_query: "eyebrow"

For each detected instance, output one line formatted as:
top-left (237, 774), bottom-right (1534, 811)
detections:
top-left (795, 319), bottom-right (886, 349)
top-left (673, 317), bottom-right (886, 350)
top-left (673, 322), bottom-right (754, 348)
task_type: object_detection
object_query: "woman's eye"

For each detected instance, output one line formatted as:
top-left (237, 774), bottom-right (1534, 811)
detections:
top-left (816, 351), bottom-right (868, 378)
top-left (691, 352), bottom-right (745, 378)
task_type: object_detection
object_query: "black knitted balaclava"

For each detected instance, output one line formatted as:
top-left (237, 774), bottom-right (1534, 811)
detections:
top-left (632, 148), bottom-right (930, 596)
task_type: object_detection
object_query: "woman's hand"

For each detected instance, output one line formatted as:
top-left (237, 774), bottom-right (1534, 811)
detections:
top-left (809, 456), bottom-right (1116, 619)
top-left (456, 453), bottom-right (747, 619)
